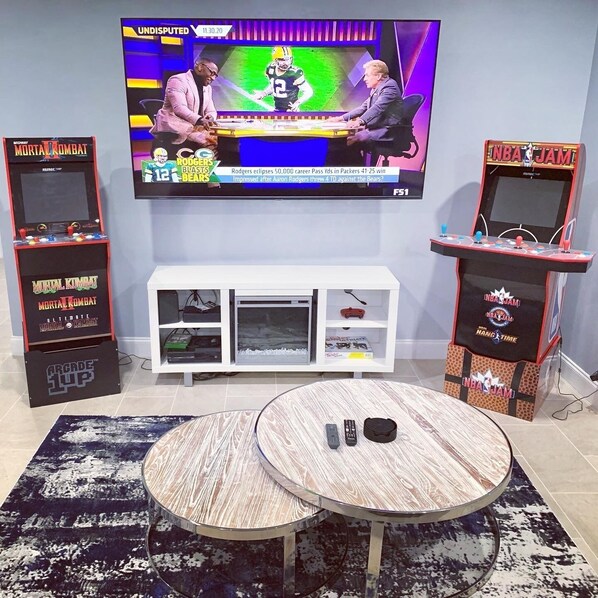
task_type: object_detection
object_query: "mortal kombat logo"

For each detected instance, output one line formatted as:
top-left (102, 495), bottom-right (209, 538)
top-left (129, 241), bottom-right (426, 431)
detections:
top-left (13, 139), bottom-right (89, 160)
top-left (46, 359), bottom-right (97, 395)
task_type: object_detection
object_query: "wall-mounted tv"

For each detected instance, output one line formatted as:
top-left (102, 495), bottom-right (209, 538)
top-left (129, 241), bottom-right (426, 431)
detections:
top-left (121, 18), bottom-right (440, 199)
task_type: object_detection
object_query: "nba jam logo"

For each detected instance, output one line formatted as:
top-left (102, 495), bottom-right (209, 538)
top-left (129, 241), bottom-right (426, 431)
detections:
top-left (46, 359), bottom-right (98, 395)
top-left (462, 369), bottom-right (515, 399)
top-left (522, 142), bottom-right (535, 167)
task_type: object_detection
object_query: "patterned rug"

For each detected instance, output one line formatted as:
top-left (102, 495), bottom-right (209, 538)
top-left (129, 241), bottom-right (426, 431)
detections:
top-left (0, 415), bottom-right (597, 597)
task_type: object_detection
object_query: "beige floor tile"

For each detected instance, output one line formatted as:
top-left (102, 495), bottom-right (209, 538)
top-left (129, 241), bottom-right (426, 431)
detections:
top-left (0, 397), bottom-right (64, 450)
top-left (412, 374), bottom-right (445, 392)
top-left (0, 448), bottom-right (36, 506)
top-left (226, 372), bottom-right (278, 397)
top-left (544, 403), bottom-right (598, 456)
top-left (116, 394), bottom-right (174, 416)
top-left (123, 368), bottom-right (180, 397)
top-left (506, 426), bottom-right (598, 493)
top-left (570, 537), bottom-right (598, 574)
top-left (409, 359), bottom-right (446, 379)
top-left (552, 492), bottom-right (598, 557)
top-left (0, 354), bottom-right (25, 373)
top-left (224, 394), bottom-right (276, 411)
top-left (61, 392), bottom-right (124, 416)
top-left (515, 456), bottom-right (581, 540)
top-left (587, 456), bottom-right (598, 472)
top-left (276, 372), bottom-right (324, 394)
top-left (171, 381), bottom-right (227, 416)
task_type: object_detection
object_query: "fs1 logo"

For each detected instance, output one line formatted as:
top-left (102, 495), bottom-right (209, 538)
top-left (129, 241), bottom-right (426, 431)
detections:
top-left (392, 188), bottom-right (409, 196)
top-left (46, 359), bottom-right (98, 395)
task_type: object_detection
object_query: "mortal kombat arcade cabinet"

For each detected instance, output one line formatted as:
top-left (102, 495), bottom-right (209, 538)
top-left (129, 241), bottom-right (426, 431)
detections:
top-left (4, 137), bottom-right (121, 407)
top-left (431, 140), bottom-right (594, 420)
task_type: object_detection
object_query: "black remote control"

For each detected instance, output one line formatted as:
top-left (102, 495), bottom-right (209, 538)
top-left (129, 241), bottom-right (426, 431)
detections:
top-left (344, 419), bottom-right (357, 446)
top-left (325, 423), bottom-right (340, 449)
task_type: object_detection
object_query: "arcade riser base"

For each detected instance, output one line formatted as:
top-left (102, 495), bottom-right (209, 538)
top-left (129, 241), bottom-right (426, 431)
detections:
top-left (24, 340), bottom-right (121, 408)
top-left (443, 343), bottom-right (557, 421)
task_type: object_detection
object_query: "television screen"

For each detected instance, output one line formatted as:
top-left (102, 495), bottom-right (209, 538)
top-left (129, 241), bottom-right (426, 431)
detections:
top-left (121, 18), bottom-right (440, 199)
top-left (21, 171), bottom-right (90, 224)
top-left (490, 176), bottom-right (566, 229)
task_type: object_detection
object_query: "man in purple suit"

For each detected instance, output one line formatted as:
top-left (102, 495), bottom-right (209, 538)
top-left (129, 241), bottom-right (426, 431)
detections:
top-left (150, 58), bottom-right (219, 152)
top-left (328, 60), bottom-right (403, 148)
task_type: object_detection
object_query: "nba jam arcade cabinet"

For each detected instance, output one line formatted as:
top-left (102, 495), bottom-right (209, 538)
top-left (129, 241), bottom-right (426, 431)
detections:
top-left (431, 140), bottom-right (594, 420)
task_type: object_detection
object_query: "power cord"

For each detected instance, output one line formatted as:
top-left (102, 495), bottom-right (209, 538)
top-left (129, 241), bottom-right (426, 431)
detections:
top-left (117, 350), bottom-right (152, 370)
top-left (344, 289), bottom-right (367, 305)
top-left (192, 371), bottom-right (239, 381)
top-left (551, 338), bottom-right (598, 421)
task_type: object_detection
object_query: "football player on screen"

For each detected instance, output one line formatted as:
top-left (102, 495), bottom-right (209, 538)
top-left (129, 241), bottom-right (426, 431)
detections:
top-left (143, 147), bottom-right (180, 183)
top-left (253, 46), bottom-right (313, 112)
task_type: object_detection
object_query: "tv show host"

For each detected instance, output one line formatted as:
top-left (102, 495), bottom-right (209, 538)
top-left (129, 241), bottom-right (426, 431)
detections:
top-left (329, 60), bottom-right (403, 148)
top-left (150, 58), bottom-right (219, 150)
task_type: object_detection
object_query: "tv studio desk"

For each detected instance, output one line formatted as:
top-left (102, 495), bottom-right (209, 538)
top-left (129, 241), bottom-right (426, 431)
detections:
top-left (213, 118), bottom-right (362, 166)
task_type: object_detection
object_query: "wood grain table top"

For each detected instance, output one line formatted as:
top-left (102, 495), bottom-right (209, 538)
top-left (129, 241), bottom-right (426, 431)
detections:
top-left (142, 410), bottom-right (325, 539)
top-left (255, 379), bottom-right (513, 523)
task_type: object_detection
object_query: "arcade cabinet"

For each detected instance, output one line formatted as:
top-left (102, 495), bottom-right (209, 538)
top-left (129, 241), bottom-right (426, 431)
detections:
top-left (431, 140), bottom-right (594, 421)
top-left (3, 137), bottom-right (121, 407)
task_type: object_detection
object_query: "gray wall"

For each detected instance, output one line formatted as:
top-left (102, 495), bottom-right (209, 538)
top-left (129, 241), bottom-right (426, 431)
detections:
top-left (1, 0), bottom-right (597, 366)
top-left (561, 21), bottom-right (598, 375)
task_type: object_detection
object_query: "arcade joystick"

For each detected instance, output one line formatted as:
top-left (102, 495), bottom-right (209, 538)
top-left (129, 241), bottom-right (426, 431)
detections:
top-left (515, 235), bottom-right (523, 249)
top-left (19, 228), bottom-right (26, 241)
top-left (474, 231), bottom-right (483, 244)
top-left (67, 225), bottom-right (74, 236)
top-left (562, 239), bottom-right (571, 253)
top-left (440, 224), bottom-right (447, 237)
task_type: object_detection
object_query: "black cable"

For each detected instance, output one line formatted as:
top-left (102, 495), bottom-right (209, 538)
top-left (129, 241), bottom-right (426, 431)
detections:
top-left (117, 350), bottom-right (152, 370)
top-left (192, 371), bottom-right (239, 381)
top-left (343, 289), bottom-right (367, 305)
top-left (551, 337), bottom-right (598, 421)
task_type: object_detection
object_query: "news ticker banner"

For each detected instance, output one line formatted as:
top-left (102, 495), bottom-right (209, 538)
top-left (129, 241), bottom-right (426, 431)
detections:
top-left (214, 166), bottom-right (401, 184)
top-left (141, 156), bottom-right (402, 184)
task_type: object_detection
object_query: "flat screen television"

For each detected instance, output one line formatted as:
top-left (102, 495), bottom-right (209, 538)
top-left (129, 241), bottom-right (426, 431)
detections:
top-left (4, 137), bottom-right (102, 236)
top-left (477, 165), bottom-right (571, 244)
top-left (121, 18), bottom-right (440, 199)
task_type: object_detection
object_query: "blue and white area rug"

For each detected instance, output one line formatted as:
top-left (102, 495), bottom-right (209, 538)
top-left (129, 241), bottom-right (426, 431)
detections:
top-left (0, 416), bottom-right (597, 597)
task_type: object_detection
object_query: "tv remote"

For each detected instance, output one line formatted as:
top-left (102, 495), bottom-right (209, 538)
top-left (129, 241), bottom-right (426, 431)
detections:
top-left (325, 423), bottom-right (340, 449)
top-left (344, 419), bottom-right (357, 446)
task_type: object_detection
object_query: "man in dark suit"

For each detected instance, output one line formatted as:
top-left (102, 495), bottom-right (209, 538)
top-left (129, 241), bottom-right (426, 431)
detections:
top-left (150, 58), bottom-right (219, 149)
top-left (329, 60), bottom-right (403, 148)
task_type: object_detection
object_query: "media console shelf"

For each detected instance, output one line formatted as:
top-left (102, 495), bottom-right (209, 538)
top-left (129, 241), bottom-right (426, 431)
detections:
top-left (147, 265), bottom-right (399, 386)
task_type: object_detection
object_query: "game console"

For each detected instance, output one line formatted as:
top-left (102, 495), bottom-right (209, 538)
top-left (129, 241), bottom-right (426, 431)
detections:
top-left (182, 305), bottom-right (221, 323)
top-left (166, 335), bottom-right (222, 363)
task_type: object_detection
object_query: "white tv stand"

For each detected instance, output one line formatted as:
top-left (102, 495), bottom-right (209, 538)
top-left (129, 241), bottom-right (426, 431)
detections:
top-left (147, 265), bottom-right (399, 386)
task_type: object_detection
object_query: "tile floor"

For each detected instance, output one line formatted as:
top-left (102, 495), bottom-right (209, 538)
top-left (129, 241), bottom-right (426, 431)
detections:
top-left (0, 259), bottom-right (597, 575)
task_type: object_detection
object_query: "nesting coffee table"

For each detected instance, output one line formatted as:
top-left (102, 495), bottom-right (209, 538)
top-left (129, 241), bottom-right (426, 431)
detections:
top-left (255, 379), bottom-right (513, 597)
top-left (142, 410), bottom-right (333, 596)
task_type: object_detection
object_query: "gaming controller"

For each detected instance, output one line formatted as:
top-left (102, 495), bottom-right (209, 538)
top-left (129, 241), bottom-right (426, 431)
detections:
top-left (325, 424), bottom-right (340, 449)
top-left (340, 307), bottom-right (365, 319)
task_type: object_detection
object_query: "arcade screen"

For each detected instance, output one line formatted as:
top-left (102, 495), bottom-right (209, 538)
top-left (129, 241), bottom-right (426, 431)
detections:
top-left (121, 18), bottom-right (440, 199)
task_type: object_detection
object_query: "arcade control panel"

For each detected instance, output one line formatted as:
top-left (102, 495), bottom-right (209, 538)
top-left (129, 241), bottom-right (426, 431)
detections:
top-left (14, 229), bottom-right (107, 247)
top-left (430, 230), bottom-right (594, 273)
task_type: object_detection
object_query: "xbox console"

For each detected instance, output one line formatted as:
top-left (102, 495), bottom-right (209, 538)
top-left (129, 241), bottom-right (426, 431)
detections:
top-left (166, 335), bottom-right (221, 363)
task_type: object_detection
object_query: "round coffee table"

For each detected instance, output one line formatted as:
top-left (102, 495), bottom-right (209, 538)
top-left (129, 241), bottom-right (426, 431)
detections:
top-left (142, 410), bottom-right (336, 596)
top-left (255, 379), bottom-right (513, 598)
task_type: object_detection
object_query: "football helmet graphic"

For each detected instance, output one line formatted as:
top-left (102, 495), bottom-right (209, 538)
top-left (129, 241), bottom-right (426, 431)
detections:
top-left (153, 147), bottom-right (168, 166)
top-left (272, 46), bottom-right (293, 71)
